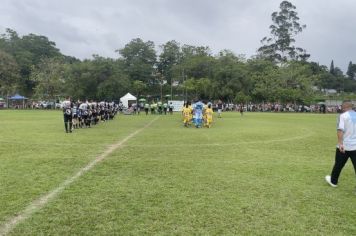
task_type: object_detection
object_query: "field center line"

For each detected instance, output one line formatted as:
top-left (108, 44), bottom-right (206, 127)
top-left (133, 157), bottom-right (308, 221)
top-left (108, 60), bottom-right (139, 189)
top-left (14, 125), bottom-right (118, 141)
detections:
top-left (0, 116), bottom-right (159, 236)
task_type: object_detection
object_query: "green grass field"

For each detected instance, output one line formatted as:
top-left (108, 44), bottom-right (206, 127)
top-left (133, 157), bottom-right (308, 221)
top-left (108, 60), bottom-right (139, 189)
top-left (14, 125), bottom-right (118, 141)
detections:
top-left (1, 110), bottom-right (356, 235)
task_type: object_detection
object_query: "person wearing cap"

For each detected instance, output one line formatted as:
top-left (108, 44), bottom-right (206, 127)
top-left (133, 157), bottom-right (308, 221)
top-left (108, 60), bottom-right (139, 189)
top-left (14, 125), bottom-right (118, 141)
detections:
top-left (325, 100), bottom-right (356, 188)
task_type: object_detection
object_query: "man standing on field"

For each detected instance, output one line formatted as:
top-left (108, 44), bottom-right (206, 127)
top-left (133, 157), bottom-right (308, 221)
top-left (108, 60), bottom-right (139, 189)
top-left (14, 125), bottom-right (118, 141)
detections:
top-left (325, 100), bottom-right (356, 188)
top-left (62, 96), bottom-right (73, 133)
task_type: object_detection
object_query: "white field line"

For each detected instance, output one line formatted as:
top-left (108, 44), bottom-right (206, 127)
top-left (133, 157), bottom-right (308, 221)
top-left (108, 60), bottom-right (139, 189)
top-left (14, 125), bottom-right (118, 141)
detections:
top-left (0, 116), bottom-right (159, 236)
top-left (0, 140), bottom-right (102, 147)
top-left (0, 128), bottom-right (313, 148)
top-left (124, 130), bottom-right (315, 148)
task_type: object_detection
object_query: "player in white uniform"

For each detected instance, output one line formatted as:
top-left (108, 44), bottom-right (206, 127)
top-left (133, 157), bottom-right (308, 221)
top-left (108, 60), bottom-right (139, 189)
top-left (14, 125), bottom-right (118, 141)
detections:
top-left (62, 97), bottom-right (73, 133)
top-left (325, 100), bottom-right (356, 188)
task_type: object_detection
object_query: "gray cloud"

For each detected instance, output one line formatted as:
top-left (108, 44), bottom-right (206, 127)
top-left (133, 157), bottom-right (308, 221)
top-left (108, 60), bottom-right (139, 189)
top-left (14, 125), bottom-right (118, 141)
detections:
top-left (0, 0), bottom-right (355, 71)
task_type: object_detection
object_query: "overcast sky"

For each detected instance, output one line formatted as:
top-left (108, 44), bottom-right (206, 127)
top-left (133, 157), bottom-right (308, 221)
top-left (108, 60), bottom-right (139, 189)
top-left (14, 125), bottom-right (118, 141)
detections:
top-left (0, 0), bottom-right (355, 71)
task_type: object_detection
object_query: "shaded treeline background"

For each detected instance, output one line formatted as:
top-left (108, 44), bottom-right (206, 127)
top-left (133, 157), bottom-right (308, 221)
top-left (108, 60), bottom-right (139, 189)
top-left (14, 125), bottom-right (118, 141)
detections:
top-left (1, 1), bottom-right (356, 103)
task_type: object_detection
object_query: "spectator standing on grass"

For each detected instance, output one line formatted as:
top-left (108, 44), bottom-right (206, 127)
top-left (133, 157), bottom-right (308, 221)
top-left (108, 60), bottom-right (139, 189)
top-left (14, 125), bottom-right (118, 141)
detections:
top-left (144, 103), bottom-right (149, 115)
top-left (325, 100), bottom-right (356, 188)
top-left (239, 104), bottom-right (244, 116)
top-left (163, 102), bottom-right (168, 115)
top-left (217, 100), bottom-right (223, 118)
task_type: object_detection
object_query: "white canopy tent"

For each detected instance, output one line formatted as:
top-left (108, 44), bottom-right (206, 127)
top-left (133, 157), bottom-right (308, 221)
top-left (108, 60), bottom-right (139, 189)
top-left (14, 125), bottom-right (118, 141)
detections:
top-left (120, 93), bottom-right (137, 108)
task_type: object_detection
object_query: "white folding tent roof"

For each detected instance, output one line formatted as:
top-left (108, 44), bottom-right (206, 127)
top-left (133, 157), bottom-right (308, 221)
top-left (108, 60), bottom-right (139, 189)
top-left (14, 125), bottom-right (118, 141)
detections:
top-left (120, 93), bottom-right (137, 108)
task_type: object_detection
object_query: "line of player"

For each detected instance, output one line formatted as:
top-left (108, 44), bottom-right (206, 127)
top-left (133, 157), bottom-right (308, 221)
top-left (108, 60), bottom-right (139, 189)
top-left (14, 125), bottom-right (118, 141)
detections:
top-left (62, 97), bottom-right (119, 133)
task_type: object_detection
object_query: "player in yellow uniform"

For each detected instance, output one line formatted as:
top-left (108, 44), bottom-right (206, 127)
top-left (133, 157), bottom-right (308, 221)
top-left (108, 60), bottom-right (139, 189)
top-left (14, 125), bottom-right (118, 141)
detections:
top-left (203, 103), bottom-right (208, 123)
top-left (182, 103), bottom-right (192, 127)
top-left (181, 102), bottom-right (186, 121)
top-left (204, 104), bottom-right (214, 128)
top-left (188, 102), bottom-right (193, 123)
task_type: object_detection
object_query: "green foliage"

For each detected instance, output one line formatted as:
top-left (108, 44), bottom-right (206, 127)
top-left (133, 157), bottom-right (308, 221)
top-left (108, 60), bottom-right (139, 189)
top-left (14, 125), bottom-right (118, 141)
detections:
top-left (96, 75), bottom-right (130, 101)
top-left (316, 63), bottom-right (347, 92)
top-left (158, 40), bottom-right (181, 84)
top-left (0, 28), bottom-right (61, 96)
top-left (234, 91), bottom-right (250, 104)
top-left (0, 50), bottom-right (20, 96)
top-left (177, 45), bottom-right (214, 80)
top-left (343, 78), bottom-right (356, 93)
top-left (279, 61), bottom-right (315, 103)
top-left (214, 51), bottom-right (249, 101)
top-left (30, 58), bottom-right (67, 100)
top-left (251, 64), bottom-right (281, 102)
top-left (330, 60), bottom-right (335, 75)
top-left (118, 38), bottom-right (156, 84)
top-left (249, 60), bottom-right (317, 103)
top-left (346, 61), bottom-right (356, 79)
top-left (258, 1), bottom-right (309, 62)
top-left (66, 56), bottom-right (130, 101)
top-left (182, 78), bottom-right (197, 99)
top-left (196, 77), bottom-right (215, 100)
top-left (132, 80), bottom-right (147, 98)
top-left (2, 25), bottom-right (356, 103)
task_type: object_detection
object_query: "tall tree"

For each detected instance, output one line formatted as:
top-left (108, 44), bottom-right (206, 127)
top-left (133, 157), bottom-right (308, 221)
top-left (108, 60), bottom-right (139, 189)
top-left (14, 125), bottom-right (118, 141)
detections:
top-left (175, 45), bottom-right (214, 81)
top-left (182, 78), bottom-right (198, 100)
top-left (96, 70), bottom-right (130, 101)
top-left (158, 40), bottom-right (181, 85)
top-left (66, 56), bottom-right (130, 101)
top-left (347, 61), bottom-right (352, 78)
top-left (330, 60), bottom-right (335, 75)
top-left (118, 38), bottom-right (156, 84)
top-left (258, 1), bottom-right (309, 63)
top-left (30, 58), bottom-right (67, 101)
top-left (279, 61), bottom-right (316, 103)
top-left (0, 28), bottom-right (62, 96)
top-left (132, 80), bottom-right (147, 98)
top-left (346, 61), bottom-right (356, 79)
top-left (0, 50), bottom-right (20, 96)
top-left (250, 62), bottom-right (281, 102)
top-left (213, 51), bottom-right (250, 101)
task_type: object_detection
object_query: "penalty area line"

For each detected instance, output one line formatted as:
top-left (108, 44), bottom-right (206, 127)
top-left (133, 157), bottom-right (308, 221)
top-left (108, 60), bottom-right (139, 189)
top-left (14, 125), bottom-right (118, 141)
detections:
top-left (0, 116), bottom-right (159, 236)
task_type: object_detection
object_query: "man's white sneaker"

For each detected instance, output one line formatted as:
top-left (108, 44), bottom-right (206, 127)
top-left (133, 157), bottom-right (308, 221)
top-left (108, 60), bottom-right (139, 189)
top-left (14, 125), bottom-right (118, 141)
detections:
top-left (325, 175), bottom-right (337, 187)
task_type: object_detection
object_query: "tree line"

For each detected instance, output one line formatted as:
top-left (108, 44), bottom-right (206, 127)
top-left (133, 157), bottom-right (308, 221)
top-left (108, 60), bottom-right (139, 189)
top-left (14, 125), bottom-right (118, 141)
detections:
top-left (1, 1), bottom-right (356, 104)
